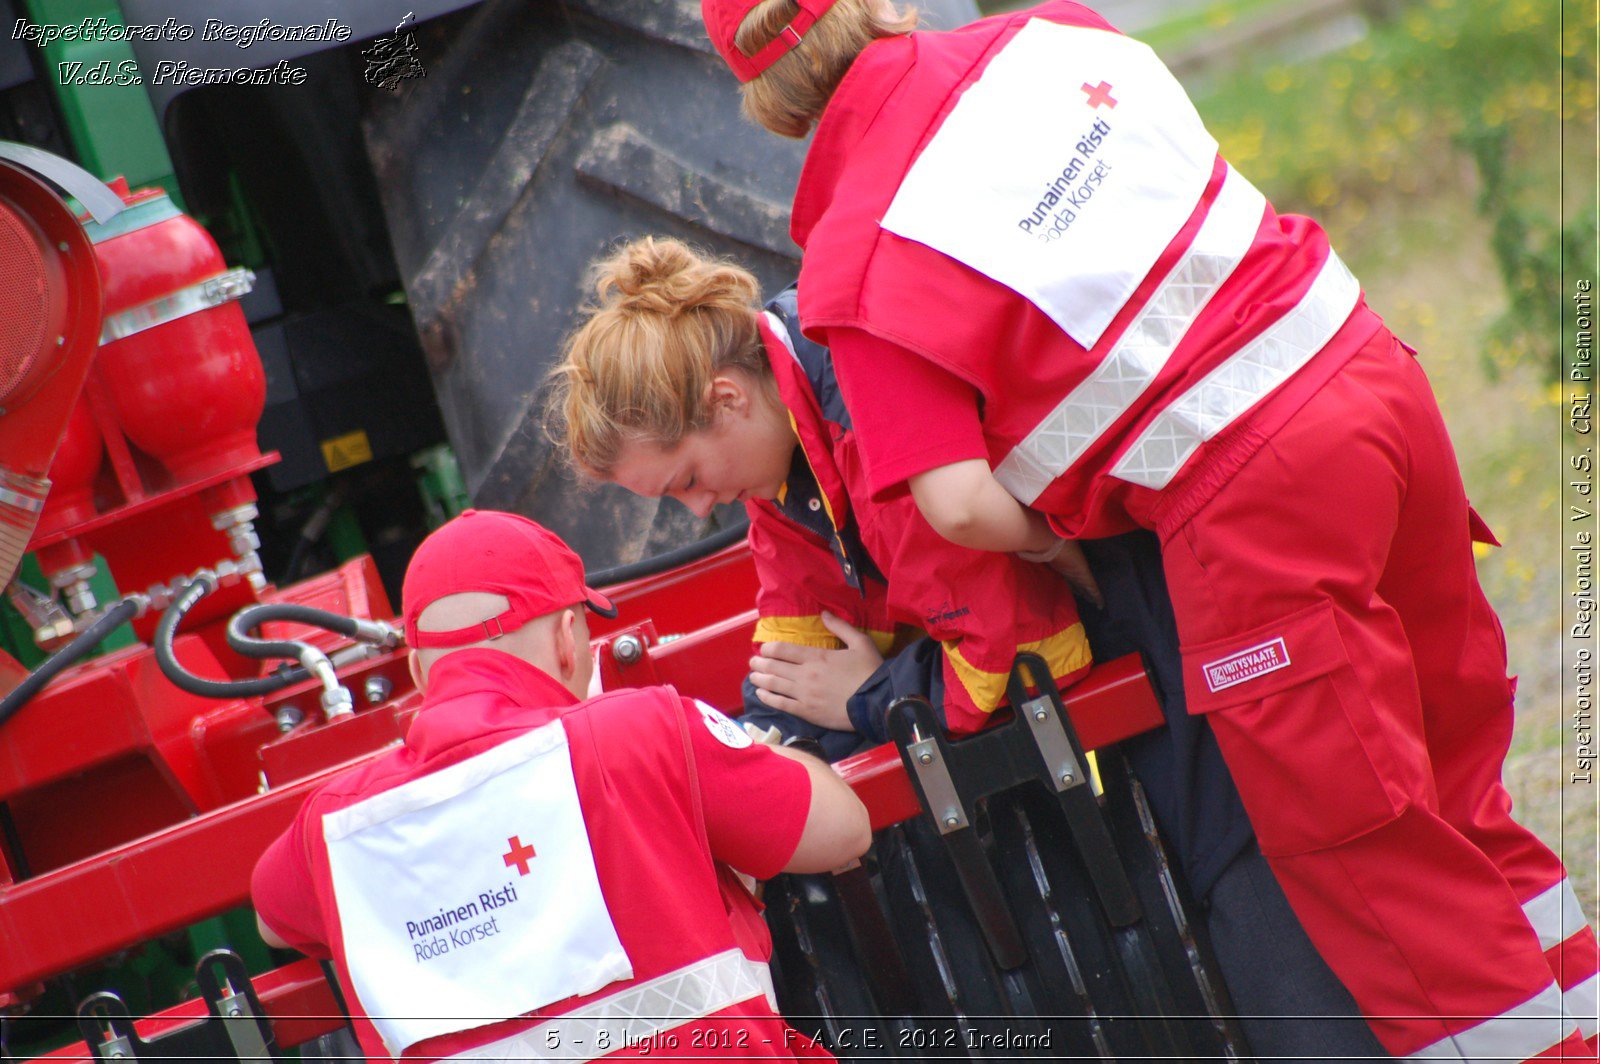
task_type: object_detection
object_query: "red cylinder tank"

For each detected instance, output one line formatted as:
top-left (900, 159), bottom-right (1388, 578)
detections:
top-left (36, 393), bottom-right (102, 535)
top-left (88, 179), bottom-right (265, 484)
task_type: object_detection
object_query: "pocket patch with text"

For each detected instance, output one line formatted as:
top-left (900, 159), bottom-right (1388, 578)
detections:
top-left (1202, 637), bottom-right (1290, 692)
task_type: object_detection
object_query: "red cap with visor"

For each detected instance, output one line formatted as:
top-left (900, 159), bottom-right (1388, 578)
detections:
top-left (701, 0), bottom-right (846, 82)
top-left (402, 509), bottom-right (617, 650)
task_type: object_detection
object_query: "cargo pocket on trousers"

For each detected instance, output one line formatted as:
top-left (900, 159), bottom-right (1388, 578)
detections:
top-left (1181, 600), bottom-right (1409, 857)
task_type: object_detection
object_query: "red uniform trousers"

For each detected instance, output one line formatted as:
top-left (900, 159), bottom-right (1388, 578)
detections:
top-left (1152, 327), bottom-right (1597, 1060)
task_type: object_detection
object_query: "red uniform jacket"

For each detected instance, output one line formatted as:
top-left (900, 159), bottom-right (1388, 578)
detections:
top-left (747, 290), bottom-right (1090, 737)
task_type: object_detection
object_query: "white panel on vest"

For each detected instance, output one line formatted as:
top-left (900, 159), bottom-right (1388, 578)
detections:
top-left (880, 20), bottom-right (1218, 350)
top-left (323, 720), bottom-right (632, 1055)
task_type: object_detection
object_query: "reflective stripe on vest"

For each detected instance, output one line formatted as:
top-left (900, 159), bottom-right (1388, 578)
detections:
top-left (1521, 879), bottom-right (1589, 952)
top-left (443, 948), bottom-right (779, 1062)
top-left (1520, 880), bottom-right (1599, 1039)
top-left (993, 165), bottom-right (1265, 504)
top-left (1565, 973), bottom-right (1599, 1040)
top-left (1108, 247), bottom-right (1360, 490)
top-left (1404, 981), bottom-right (1575, 1062)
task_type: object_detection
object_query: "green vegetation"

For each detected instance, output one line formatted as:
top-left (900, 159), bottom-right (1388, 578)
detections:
top-left (1133, 0), bottom-right (1298, 53)
top-left (1189, 0), bottom-right (1594, 382)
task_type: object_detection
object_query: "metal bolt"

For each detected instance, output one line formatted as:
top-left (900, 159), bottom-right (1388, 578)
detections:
top-left (322, 685), bottom-right (355, 720)
top-left (275, 705), bottom-right (305, 734)
top-left (213, 504), bottom-right (262, 564)
top-left (807, 498), bottom-right (821, 511)
top-left (1034, 708), bottom-right (1047, 721)
top-left (224, 521), bottom-right (262, 557)
top-left (364, 675), bottom-right (394, 705)
top-left (613, 633), bottom-right (646, 665)
top-left (48, 560), bottom-right (96, 591)
top-left (944, 815), bottom-right (959, 828)
top-left (918, 751), bottom-right (933, 765)
top-left (228, 524), bottom-right (262, 555)
top-left (63, 578), bottom-right (99, 616)
top-left (1061, 771), bottom-right (1075, 785)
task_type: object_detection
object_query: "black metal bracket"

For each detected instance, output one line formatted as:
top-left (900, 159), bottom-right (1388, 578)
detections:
top-left (77, 950), bottom-right (279, 1062)
top-left (889, 652), bottom-right (1146, 969)
top-left (829, 859), bottom-right (919, 1016)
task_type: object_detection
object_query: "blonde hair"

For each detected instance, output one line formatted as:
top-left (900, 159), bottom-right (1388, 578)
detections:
top-left (736, 0), bottom-right (917, 138)
top-left (548, 236), bottom-right (769, 476)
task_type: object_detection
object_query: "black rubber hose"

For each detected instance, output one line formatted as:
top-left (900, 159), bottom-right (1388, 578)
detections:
top-left (227, 602), bottom-right (390, 663)
top-left (586, 517), bottom-right (750, 591)
top-left (155, 576), bottom-right (309, 698)
top-left (0, 595), bottom-right (140, 727)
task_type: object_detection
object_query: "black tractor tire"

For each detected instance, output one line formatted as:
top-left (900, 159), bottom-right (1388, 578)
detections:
top-left (359, 0), bottom-right (978, 568)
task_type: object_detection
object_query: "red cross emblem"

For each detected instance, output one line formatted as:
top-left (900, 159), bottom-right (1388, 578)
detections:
top-left (501, 835), bottom-right (537, 876)
top-left (1082, 81), bottom-right (1117, 109)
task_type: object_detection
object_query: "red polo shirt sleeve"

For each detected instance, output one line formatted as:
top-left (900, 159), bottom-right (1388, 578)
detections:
top-left (682, 697), bottom-right (812, 880)
top-left (828, 327), bottom-right (989, 498)
top-left (251, 813), bottom-right (332, 958)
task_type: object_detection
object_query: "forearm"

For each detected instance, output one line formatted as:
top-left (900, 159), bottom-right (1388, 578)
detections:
top-left (908, 460), bottom-right (1058, 553)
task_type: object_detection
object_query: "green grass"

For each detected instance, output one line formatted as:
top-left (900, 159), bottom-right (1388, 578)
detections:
top-left (1189, 0), bottom-right (1591, 381)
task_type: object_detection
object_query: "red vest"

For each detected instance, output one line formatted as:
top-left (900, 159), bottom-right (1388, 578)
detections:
top-left (792, 0), bottom-right (1383, 537)
top-left (255, 652), bottom-right (826, 1061)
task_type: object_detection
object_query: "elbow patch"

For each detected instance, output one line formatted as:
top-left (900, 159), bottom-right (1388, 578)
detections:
top-left (943, 622), bottom-right (1093, 719)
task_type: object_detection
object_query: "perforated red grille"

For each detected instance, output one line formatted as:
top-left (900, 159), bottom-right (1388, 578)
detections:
top-left (0, 201), bottom-right (49, 405)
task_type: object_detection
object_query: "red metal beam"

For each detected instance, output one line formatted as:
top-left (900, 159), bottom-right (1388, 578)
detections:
top-left (0, 653), bottom-right (1162, 995)
top-left (11, 652), bottom-right (1166, 1057)
top-left (0, 770), bottom-right (339, 991)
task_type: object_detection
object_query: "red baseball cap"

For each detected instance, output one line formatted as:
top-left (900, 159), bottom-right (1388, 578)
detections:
top-left (402, 509), bottom-right (617, 650)
top-left (702, 0), bottom-right (845, 82)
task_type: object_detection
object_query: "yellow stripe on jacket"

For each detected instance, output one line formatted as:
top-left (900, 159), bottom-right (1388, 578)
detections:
top-left (943, 621), bottom-right (1093, 720)
top-left (753, 615), bottom-right (898, 655)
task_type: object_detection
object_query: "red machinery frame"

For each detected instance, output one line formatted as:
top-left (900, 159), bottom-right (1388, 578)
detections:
top-left (10, 538), bottom-right (1164, 1056)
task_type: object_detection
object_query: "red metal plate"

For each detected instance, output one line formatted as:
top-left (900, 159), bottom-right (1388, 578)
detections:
top-left (0, 197), bottom-right (56, 404)
top-left (0, 157), bottom-right (100, 411)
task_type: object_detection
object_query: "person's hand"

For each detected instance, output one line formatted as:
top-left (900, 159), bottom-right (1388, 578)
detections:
top-left (1047, 540), bottom-right (1104, 609)
top-left (749, 612), bottom-right (883, 731)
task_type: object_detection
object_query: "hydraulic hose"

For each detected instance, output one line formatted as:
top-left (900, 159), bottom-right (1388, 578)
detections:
top-left (0, 596), bottom-right (141, 727)
top-left (586, 517), bottom-right (750, 591)
top-left (227, 603), bottom-right (397, 662)
top-left (224, 602), bottom-right (390, 719)
top-left (155, 576), bottom-right (310, 698)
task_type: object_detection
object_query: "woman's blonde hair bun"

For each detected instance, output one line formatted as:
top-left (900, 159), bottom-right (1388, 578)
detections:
top-left (547, 236), bottom-right (770, 476)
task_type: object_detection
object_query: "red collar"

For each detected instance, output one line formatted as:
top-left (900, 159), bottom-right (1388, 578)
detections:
top-left (406, 649), bottom-right (579, 758)
top-left (759, 316), bottom-right (852, 529)
top-left (790, 34), bottom-right (918, 249)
